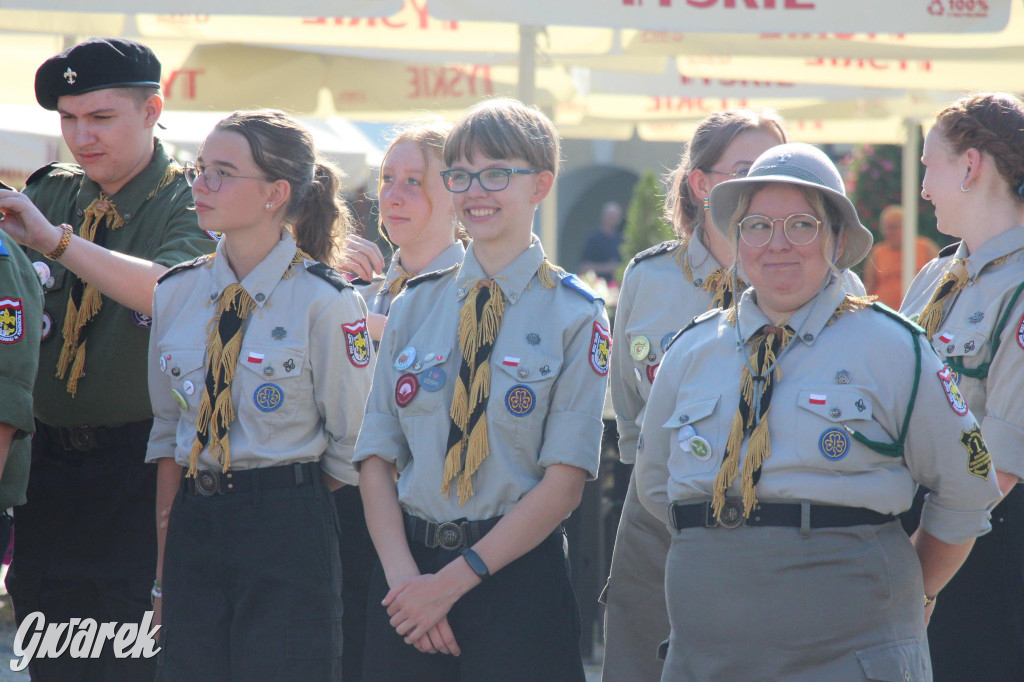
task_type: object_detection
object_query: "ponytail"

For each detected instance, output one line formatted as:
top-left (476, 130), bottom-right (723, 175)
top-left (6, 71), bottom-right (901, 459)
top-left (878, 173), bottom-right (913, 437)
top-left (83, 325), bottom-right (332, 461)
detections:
top-left (290, 160), bottom-right (353, 267)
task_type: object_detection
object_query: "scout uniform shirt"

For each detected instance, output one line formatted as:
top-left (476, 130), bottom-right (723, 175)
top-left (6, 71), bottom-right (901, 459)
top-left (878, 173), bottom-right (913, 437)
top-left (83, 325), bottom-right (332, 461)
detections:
top-left (355, 241), bottom-right (466, 316)
top-left (0, 229), bottom-right (43, 508)
top-left (146, 233), bottom-right (373, 485)
top-left (354, 239), bottom-right (609, 522)
top-left (901, 226), bottom-right (1024, 481)
top-left (636, 275), bottom-right (1000, 546)
top-left (24, 140), bottom-right (216, 428)
top-left (613, 230), bottom-right (867, 465)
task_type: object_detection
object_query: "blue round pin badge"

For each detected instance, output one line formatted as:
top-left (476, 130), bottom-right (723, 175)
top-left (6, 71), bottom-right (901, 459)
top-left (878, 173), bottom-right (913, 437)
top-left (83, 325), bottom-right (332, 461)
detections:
top-left (819, 428), bottom-right (849, 460)
top-left (420, 367), bottom-right (446, 392)
top-left (661, 332), bottom-right (676, 354)
top-left (505, 384), bottom-right (536, 417)
top-left (254, 383), bottom-right (284, 412)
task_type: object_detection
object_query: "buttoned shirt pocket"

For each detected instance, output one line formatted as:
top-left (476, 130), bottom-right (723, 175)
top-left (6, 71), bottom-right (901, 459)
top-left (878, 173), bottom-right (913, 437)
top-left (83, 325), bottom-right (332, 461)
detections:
top-left (664, 396), bottom-right (721, 478)
top-left (930, 322), bottom-right (988, 361)
top-left (491, 351), bottom-right (562, 427)
top-left (796, 387), bottom-right (891, 469)
top-left (397, 346), bottom-right (452, 417)
top-left (236, 346), bottom-right (309, 426)
top-left (157, 346), bottom-right (206, 444)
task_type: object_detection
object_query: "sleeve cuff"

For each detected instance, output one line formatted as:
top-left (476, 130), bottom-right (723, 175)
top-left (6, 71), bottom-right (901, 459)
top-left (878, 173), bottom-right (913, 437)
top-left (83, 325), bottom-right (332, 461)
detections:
top-left (0, 383), bottom-right (36, 438)
top-left (980, 414), bottom-right (1024, 481)
top-left (353, 412), bottom-right (410, 469)
top-left (920, 495), bottom-right (993, 545)
top-left (539, 411), bottom-right (604, 479)
top-left (321, 443), bottom-right (359, 486)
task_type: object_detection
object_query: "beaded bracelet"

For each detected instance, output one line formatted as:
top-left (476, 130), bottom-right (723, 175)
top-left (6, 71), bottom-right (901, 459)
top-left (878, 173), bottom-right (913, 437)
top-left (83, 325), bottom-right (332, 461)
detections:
top-left (151, 579), bottom-right (163, 605)
top-left (45, 223), bottom-right (73, 261)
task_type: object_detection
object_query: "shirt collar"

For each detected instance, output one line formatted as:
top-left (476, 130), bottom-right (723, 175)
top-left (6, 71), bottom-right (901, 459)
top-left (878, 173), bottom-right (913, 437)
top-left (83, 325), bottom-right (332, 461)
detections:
top-left (456, 237), bottom-right (546, 305)
top-left (77, 139), bottom-right (176, 223)
top-left (389, 241), bottom-right (466, 280)
top-left (209, 232), bottom-right (298, 308)
top-left (960, 224), bottom-right (1024, 278)
top-left (686, 225), bottom-right (745, 283)
top-left (734, 273), bottom-right (847, 346)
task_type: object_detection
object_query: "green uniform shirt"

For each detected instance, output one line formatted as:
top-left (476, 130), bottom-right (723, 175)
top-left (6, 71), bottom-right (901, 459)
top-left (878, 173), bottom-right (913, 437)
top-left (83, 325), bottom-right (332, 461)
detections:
top-left (0, 228), bottom-right (43, 507)
top-left (24, 140), bottom-right (216, 428)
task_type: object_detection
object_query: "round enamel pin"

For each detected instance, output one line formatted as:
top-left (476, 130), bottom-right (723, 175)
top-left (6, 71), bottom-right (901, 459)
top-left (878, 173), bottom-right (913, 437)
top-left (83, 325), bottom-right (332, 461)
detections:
top-left (661, 332), bottom-right (676, 354)
top-left (254, 383), bottom-right (284, 412)
top-left (819, 428), bottom-right (849, 460)
top-left (505, 384), bottom-right (536, 417)
top-left (677, 425), bottom-right (696, 451)
top-left (395, 373), bottom-right (418, 407)
top-left (630, 336), bottom-right (651, 362)
top-left (183, 380), bottom-right (195, 396)
top-left (171, 389), bottom-right (187, 411)
top-left (40, 311), bottom-right (52, 341)
top-left (394, 347), bottom-right (416, 371)
top-left (131, 310), bottom-right (152, 329)
top-left (420, 367), bottom-right (446, 392)
top-left (689, 436), bottom-right (712, 461)
top-left (159, 355), bottom-right (167, 372)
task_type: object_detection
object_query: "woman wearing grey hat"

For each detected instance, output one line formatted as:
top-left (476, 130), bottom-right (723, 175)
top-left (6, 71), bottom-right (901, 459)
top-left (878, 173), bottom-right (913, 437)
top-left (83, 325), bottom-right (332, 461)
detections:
top-left (636, 142), bottom-right (1000, 680)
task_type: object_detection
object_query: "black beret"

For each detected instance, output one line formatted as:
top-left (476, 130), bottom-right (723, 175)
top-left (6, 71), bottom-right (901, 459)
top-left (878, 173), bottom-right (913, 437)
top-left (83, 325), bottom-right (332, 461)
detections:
top-left (35, 37), bottom-right (161, 111)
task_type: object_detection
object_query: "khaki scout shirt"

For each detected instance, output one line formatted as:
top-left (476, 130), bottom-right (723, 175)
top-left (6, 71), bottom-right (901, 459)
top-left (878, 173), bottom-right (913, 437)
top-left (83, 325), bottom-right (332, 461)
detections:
top-left (146, 233), bottom-right (374, 485)
top-left (901, 226), bottom-right (1024, 481)
top-left (353, 239), bottom-right (609, 522)
top-left (24, 140), bottom-right (216, 428)
top-left (636, 275), bottom-right (1000, 546)
top-left (613, 230), bottom-right (866, 466)
top-left (0, 229), bottom-right (43, 508)
top-left (355, 241), bottom-right (466, 316)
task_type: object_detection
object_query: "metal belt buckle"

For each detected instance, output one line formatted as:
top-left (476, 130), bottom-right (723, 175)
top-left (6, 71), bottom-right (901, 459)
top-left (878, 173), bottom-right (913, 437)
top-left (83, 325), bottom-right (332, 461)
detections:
top-left (717, 499), bottom-right (745, 529)
top-left (68, 427), bottom-right (96, 451)
top-left (434, 522), bottom-right (465, 551)
top-left (194, 470), bottom-right (220, 497)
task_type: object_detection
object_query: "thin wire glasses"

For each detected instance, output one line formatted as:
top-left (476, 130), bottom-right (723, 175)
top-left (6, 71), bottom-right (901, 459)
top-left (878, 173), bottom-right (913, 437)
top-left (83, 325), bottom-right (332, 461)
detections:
top-left (738, 213), bottom-right (822, 248)
top-left (183, 162), bottom-right (270, 193)
top-left (705, 167), bottom-right (751, 179)
top-left (440, 168), bottom-right (539, 193)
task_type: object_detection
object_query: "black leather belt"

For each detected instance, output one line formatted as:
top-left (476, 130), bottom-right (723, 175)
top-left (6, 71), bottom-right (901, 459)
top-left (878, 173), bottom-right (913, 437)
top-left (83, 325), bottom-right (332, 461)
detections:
top-left (403, 513), bottom-right (501, 551)
top-left (184, 462), bottom-right (316, 497)
top-left (40, 421), bottom-right (144, 453)
top-left (671, 500), bottom-right (895, 531)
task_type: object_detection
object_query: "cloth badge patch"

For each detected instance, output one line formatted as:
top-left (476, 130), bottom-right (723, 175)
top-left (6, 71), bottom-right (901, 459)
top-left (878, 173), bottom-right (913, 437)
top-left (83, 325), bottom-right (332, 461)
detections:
top-left (0, 298), bottom-right (24, 344)
top-left (247, 352), bottom-right (264, 364)
top-left (131, 310), bottom-right (152, 329)
top-left (808, 393), bottom-right (827, 406)
top-left (421, 367), bottom-right (446, 392)
top-left (647, 363), bottom-right (660, 383)
top-left (937, 332), bottom-right (954, 345)
top-left (589, 321), bottom-right (611, 376)
top-left (819, 427), bottom-right (850, 460)
top-left (343, 318), bottom-right (371, 368)
top-left (1017, 311), bottom-right (1024, 350)
top-left (254, 383), bottom-right (284, 412)
top-left (960, 425), bottom-right (991, 479)
top-left (937, 365), bottom-right (968, 416)
top-left (41, 311), bottom-right (52, 341)
top-left (505, 384), bottom-right (536, 417)
top-left (395, 373), bottom-right (418, 407)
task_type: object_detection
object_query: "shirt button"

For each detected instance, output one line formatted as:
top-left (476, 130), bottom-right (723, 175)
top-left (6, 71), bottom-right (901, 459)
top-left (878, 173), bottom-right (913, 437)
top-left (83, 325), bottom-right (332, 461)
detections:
top-left (508, 292), bottom-right (519, 302)
top-left (694, 278), bottom-right (704, 287)
top-left (210, 292), bottom-right (218, 301)
top-left (678, 415), bottom-right (689, 424)
top-left (413, 362), bottom-right (422, 372)
top-left (803, 333), bottom-right (814, 342)
top-left (255, 293), bottom-right (266, 303)
top-left (830, 408), bottom-right (841, 418)
top-left (518, 368), bottom-right (528, 378)
top-left (123, 211), bottom-right (132, 220)
top-left (76, 209), bottom-right (83, 217)
top-left (457, 288), bottom-right (467, 298)
top-left (171, 367), bottom-right (181, 377)
top-left (264, 367), bottom-right (274, 377)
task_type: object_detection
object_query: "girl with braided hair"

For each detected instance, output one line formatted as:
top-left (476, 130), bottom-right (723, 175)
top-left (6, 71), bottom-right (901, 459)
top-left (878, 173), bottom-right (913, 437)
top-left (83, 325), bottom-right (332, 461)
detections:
top-left (901, 92), bottom-right (1024, 682)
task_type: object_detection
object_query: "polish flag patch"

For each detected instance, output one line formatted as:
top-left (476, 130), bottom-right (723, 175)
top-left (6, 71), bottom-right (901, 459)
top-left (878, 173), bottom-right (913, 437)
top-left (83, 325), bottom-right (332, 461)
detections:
top-left (937, 332), bottom-right (954, 345)
top-left (247, 352), bottom-right (265, 364)
top-left (808, 394), bottom-right (827, 405)
top-left (502, 357), bottom-right (520, 366)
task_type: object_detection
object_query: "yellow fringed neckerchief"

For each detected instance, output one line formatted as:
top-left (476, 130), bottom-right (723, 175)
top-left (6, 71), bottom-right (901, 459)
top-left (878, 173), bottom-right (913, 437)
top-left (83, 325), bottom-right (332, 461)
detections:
top-left (188, 283), bottom-right (257, 476)
top-left (440, 259), bottom-right (561, 503)
top-left (712, 324), bottom-right (795, 521)
top-left (56, 165), bottom-right (182, 396)
top-left (676, 237), bottom-right (745, 309)
top-left (384, 264), bottom-right (415, 297)
top-left (916, 259), bottom-right (968, 341)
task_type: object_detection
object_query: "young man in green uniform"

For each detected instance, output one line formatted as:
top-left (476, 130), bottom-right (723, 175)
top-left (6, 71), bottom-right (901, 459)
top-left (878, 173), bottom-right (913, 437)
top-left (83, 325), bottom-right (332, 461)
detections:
top-left (0, 38), bottom-right (215, 681)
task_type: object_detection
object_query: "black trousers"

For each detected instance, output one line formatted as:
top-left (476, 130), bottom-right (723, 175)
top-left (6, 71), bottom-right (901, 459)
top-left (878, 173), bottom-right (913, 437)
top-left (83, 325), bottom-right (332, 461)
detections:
top-left (333, 485), bottom-right (378, 682)
top-left (362, 528), bottom-right (585, 682)
top-left (6, 419), bottom-right (157, 682)
top-left (156, 465), bottom-right (343, 682)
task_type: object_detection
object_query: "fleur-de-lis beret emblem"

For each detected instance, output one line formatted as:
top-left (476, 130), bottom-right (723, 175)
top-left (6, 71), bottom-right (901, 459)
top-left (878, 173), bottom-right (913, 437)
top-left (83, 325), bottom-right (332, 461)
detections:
top-left (63, 68), bottom-right (77, 84)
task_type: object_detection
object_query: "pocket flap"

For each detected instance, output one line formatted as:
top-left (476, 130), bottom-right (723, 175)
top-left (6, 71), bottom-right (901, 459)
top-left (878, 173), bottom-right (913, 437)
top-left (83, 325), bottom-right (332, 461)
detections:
top-left (932, 326), bottom-right (986, 358)
top-left (797, 389), bottom-right (873, 422)
top-left (495, 353), bottom-right (561, 383)
top-left (412, 346), bottom-right (451, 374)
top-left (663, 396), bottom-right (719, 429)
top-left (237, 347), bottom-right (306, 378)
top-left (856, 638), bottom-right (928, 681)
top-left (158, 347), bottom-right (205, 376)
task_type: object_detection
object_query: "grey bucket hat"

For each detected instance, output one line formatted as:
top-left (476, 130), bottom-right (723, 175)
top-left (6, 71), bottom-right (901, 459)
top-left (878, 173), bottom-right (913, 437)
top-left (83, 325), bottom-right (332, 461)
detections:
top-left (709, 142), bottom-right (872, 270)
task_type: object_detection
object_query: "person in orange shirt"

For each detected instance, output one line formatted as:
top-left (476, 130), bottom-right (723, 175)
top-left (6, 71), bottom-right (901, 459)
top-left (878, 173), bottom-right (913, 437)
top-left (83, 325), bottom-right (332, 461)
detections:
top-left (863, 205), bottom-right (939, 307)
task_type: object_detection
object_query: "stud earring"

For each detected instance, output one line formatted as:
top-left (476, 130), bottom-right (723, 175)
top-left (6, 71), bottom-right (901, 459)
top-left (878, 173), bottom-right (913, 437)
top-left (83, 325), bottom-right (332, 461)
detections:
top-left (961, 169), bottom-right (971, 193)
top-left (702, 196), bottom-right (710, 211)
top-left (265, 202), bottom-right (274, 210)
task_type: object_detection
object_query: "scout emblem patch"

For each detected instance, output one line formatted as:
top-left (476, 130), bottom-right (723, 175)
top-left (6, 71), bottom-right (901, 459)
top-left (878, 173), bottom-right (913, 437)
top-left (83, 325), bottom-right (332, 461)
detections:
top-left (630, 335), bottom-right (651, 362)
top-left (41, 311), bottom-right (53, 341)
top-left (343, 318), bottom-right (371, 368)
top-left (283, 358), bottom-right (295, 373)
top-left (968, 311), bottom-right (984, 324)
top-left (526, 332), bottom-right (540, 345)
top-left (131, 310), bottom-right (152, 329)
top-left (834, 369), bottom-right (851, 385)
top-left (819, 428), bottom-right (850, 460)
top-left (395, 346), bottom-right (416, 371)
top-left (960, 425), bottom-right (991, 479)
top-left (505, 384), bottom-right (536, 417)
top-left (421, 367), bottom-right (446, 392)
top-left (0, 298), bottom-right (24, 344)
top-left (254, 383), bottom-right (284, 412)
top-left (395, 373), bottom-right (418, 407)
top-left (937, 365), bottom-right (968, 416)
top-left (1017, 311), bottom-right (1024, 350)
top-left (589, 321), bottom-right (611, 376)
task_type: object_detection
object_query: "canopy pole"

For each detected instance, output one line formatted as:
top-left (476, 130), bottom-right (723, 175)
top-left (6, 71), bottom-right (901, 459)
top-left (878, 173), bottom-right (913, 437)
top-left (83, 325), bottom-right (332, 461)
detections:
top-left (519, 24), bottom-right (557, 260)
top-left (900, 119), bottom-right (921, 301)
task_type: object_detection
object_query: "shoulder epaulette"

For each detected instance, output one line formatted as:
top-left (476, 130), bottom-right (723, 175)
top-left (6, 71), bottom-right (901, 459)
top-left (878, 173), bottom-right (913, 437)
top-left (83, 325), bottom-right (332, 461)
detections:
top-left (868, 302), bottom-right (925, 335)
top-left (559, 272), bottom-right (603, 303)
top-left (631, 240), bottom-right (679, 265)
top-left (157, 255), bottom-right (213, 283)
top-left (406, 263), bottom-right (460, 289)
top-left (349, 276), bottom-right (374, 286)
top-left (938, 241), bottom-right (960, 258)
top-left (304, 261), bottom-right (353, 292)
top-left (665, 308), bottom-right (720, 351)
top-left (25, 162), bottom-right (80, 187)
